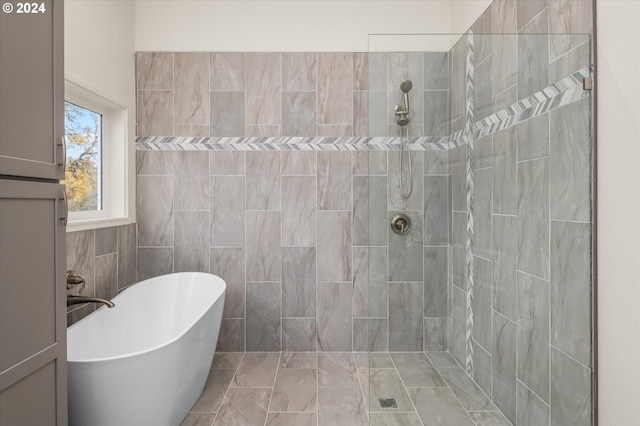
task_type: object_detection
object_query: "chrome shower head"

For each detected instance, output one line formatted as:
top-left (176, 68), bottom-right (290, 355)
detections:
top-left (400, 80), bottom-right (413, 93)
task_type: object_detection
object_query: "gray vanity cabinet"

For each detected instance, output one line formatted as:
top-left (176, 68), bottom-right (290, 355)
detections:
top-left (0, 0), bottom-right (68, 424)
top-left (0, 0), bottom-right (64, 181)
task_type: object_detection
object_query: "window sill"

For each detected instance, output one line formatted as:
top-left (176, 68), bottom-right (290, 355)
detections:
top-left (66, 216), bottom-right (135, 233)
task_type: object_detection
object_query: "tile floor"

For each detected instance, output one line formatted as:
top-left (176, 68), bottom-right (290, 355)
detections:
top-left (181, 351), bottom-right (513, 426)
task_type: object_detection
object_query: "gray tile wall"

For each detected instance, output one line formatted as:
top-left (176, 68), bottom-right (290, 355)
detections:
top-left (136, 51), bottom-right (450, 138)
top-left (445, 1), bottom-right (594, 424)
top-left (66, 224), bottom-right (137, 325)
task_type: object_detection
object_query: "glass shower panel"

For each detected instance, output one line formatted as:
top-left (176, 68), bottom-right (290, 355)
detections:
top-left (365, 33), bottom-right (593, 426)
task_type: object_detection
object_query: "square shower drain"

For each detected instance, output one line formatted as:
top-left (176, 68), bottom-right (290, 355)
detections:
top-left (378, 398), bottom-right (398, 408)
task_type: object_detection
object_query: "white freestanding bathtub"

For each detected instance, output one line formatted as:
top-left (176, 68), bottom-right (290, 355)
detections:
top-left (67, 272), bottom-right (226, 426)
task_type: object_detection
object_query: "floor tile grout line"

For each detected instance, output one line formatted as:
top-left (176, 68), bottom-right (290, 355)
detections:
top-left (210, 352), bottom-right (244, 425)
top-left (263, 352), bottom-right (281, 426)
top-left (352, 352), bottom-right (370, 422)
top-left (387, 353), bottom-right (426, 426)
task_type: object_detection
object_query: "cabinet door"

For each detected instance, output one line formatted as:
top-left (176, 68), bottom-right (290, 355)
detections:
top-left (0, 0), bottom-right (64, 180)
top-left (0, 180), bottom-right (67, 425)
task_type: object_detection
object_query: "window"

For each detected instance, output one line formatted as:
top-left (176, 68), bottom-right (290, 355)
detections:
top-left (64, 78), bottom-right (133, 231)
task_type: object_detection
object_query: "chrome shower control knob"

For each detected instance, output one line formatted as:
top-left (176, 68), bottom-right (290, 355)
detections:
top-left (390, 214), bottom-right (411, 235)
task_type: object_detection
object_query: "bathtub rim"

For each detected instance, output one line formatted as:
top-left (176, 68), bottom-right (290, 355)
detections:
top-left (67, 272), bottom-right (226, 364)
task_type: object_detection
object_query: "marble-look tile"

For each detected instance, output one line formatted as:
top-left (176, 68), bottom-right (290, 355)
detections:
top-left (353, 52), bottom-right (368, 90)
top-left (369, 247), bottom-right (388, 318)
top-left (216, 319), bottom-right (245, 352)
top-left (517, 380), bottom-right (550, 426)
top-left (424, 176), bottom-right (449, 246)
top-left (424, 247), bottom-right (448, 317)
top-left (391, 352), bottom-right (446, 388)
top-left (472, 341), bottom-right (492, 399)
top-left (175, 211), bottom-right (209, 273)
top-left (516, 0), bottom-right (547, 31)
top-left (137, 150), bottom-right (174, 175)
top-left (266, 413), bottom-right (317, 426)
top-left (246, 151), bottom-right (281, 211)
top-left (210, 91), bottom-right (245, 136)
top-left (210, 151), bottom-right (245, 176)
top-left (548, 0), bottom-right (593, 61)
top-left (551, 221), bottom-right (592, 366)
top-left (95, 227), bottom-right (117, 256)
top-left (550, 97), bottom-right (591, 222)
top-left (137, 247), bottom-right (173, 281)
top-left (136, 52), bottom-right (173, 90)
top-left (473, 257), bottom-right (492, 351)
top-left (213, 388), bottom-right (270, 426)
top-left (137, 90), bottom-right (173, 136)
top-left (370, 412), bottom-right (422, 426)
top-left (231, 353), bottom-right (280, 388)
top-left (424, 149), bottom-right (448, 175)
top-left (210, 53), bottom-right (245, 91)
top-left (246, 211), bottom-right (281, 281)
top-left (493, 127), bottom-right (517, 215)
top-left (317, 283), bottom-right (353, 351)
top-left (210, 248), bottom-right (245, 319)
top-left (353, 353), bottom-right (394, 369)
top-left (440, 368), bottom-right (496, 411)
top-left (355, 151), bottom-right (386, 177)
top-left (212, 352), bottom-right (243, 369)
top-left (517, 113), bottom-right (549, 161)
top-left (450, 145), bottom-right (467, 212)
top-left (388, 53), bottom-right (424, 125)
top-left (389, 282), bottom-right (423, 351)
top-left (117, 223), bottom-right (137, 289)
top-left (318, 387), bottom-right (368, 426)
top-left (174, 53), bottom-right (209, 125)
top-left (353, 91), bottom-right (368, 137)
top-left (191, 368), bottom-right (235, 412)
top-left (175, 124), bottom-right (210, 137)
top-left (408, 387), bottom-right (475, 426)
top-left (517, 271), bottom-right (550, 402)
top-left (450, 36), bottom-right (467, 120)
top-left (245, 124), bottom-right (281, 137)
top-left (517, 158), bottom-right (549, 279)
top-left (367, 368), bottom-right (414, 412)
top-left (175, 151), bottom-right (209, 210)
top-left (270, 369), bottom-right (317, 412)
top-left (491, 0), bottom-right (517, 34)
top-left (426, 351), bottom-right (460, 370)
top-left (181, 413), bottom-right (216, 426)
top-left (424, 91), bottom-right (449, 136)
top-left (283, 152), bottom-right (316, 176)
top-left (318, 353), bottom-right (358, 388)
top-left (467, 411), bottom-right (512, 426)
top-left (493, 215), bottom-right (517, 321)
top-left (317, 53), bottom-right (353, 125)
top-left (95, 253), bottom-right (117, 301)
top-left (472, 8), bottom-right (492, 64)
top-left (282, 91), bottom-right (316, 137)
top-left (282, 247), bottom-right (316, 317)
top-left (352, 247), bottom-right (369, 318)
top-left (316, 125), bottom-right (353, 137)
top-left (550, 39), bottom-right (591, 84)
top-left (210, 176), bottom-right (245, 247)
top-left (283, 53), bottom-right (316, 91)
top-left (282, 318), bottom-right (316, 352)
top-left (246, 53), bottom-right (282, 125)
top-left (137, 176), bottom-right (173, 247)
top-left (450, 285), bottom-right (467, 367)
top-left (317, 211), bottom-right (351, 282)
top-left (353, 176), bottom-right (387, 247)
top-left (424, 318), bottom-right (448, 352)
top-left (550, 348), bottom-right (592, 426)
top-left (280, 352), bottom-right (317, 369)
top-left (473, 136), bottom-right (493, 171)
top-left (424, 52), bottom-right (449, 90)
top-left (518, 12), bottom-right (549, 99)
top-left (388, 211), bottom-right (423, 282)
top-left (282, 176), bottom-right (316, 247)
top-left (474, 57), bottom-right (493, 122)
top-left (492, 313), bottom-right (517, 424)
top-left (353, 318), bottom-right (389, 352)
top-left (452, 211), bottom-right (467, 290)
top-left (368, 91), bottom-right (388, 137)
top-left (368, 52), bottom-right (387, 91)
top-left (492, 26), bottom-right (517, 95)
top-left (492, 85), bottom-right (517, 115)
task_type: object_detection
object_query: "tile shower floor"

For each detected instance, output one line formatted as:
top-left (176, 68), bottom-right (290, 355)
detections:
top-left (181, 351), bottom-right (513, 426)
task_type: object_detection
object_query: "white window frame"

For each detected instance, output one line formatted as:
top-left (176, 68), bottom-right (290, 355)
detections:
top-left (65, 77), bottom-right (134, 232)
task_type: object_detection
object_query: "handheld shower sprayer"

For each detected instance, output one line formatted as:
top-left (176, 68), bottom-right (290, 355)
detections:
top-left (395, 79), bottom-right (414, 200)
top-left (395, 80), bottom-right (413, 126)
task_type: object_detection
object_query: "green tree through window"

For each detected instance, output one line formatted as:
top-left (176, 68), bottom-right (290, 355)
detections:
top-left (64, 101), bottom-right (102, 211)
